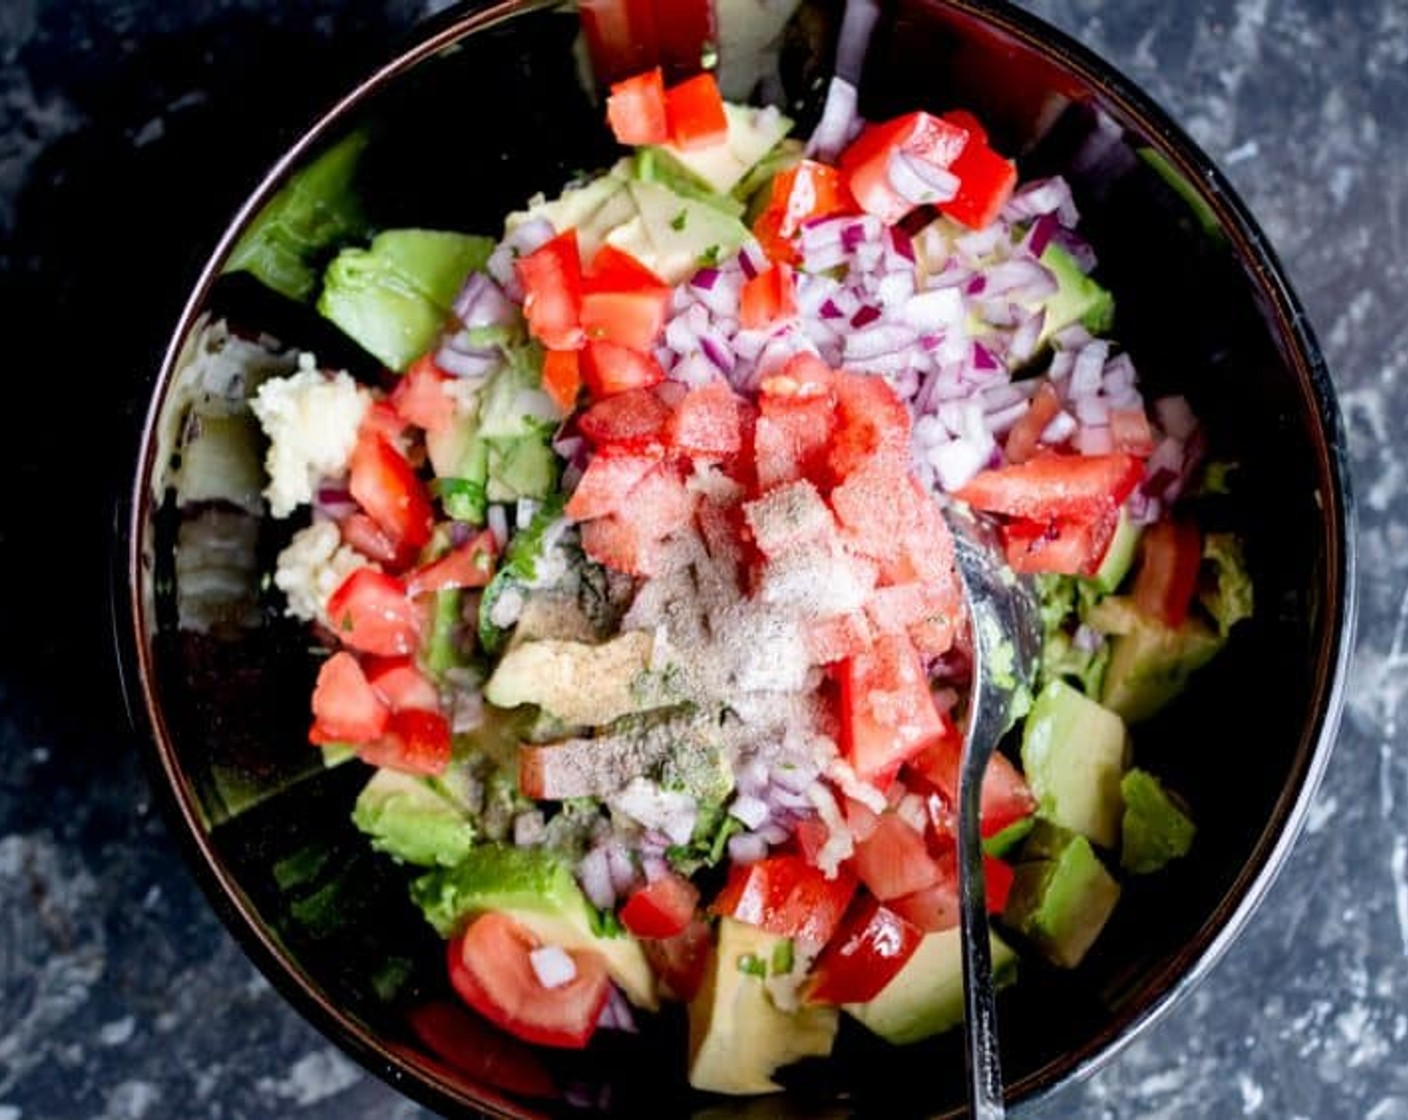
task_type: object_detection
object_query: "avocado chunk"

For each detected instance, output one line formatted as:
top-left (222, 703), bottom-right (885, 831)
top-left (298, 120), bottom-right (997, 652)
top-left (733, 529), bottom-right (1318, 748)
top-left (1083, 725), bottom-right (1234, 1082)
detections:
top-left (225, 129), bottom-right (370, 302)
top-left (412, 843), bottom-right (657, 1009)
top-left (1095, 604), bottom-right (1224, 724)
top-left (688, 918), bottom-right (839, 1095)
top-left (484, 630), bottom-right (666, 727)
top-left (351, 769), bottom-right (477, 869)
top-left (1090, 508), bottom-right (1142, 593)
top-left (1034, 241), bottom-right (1114, 343)
top-left (1020, 680), bottom-right (1129, 848)
top-left (1120, 769), bottom-right (1197, 874)
top-left (1004, 822), bottom-right (1121, 968)
top-left (644, 101), bottom-right (795, 196)
top-left (844, 928), bottom-right (1017, 1046)
top-left (318, 229), bottom-right (494, 370)
top-left (606, 180), bottom-right (751, 284)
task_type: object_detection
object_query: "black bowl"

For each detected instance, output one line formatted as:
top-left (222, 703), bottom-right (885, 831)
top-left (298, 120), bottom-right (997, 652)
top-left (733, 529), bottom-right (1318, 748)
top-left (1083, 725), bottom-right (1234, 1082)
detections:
top-left (120, 1), bottom-right (1355, 1116)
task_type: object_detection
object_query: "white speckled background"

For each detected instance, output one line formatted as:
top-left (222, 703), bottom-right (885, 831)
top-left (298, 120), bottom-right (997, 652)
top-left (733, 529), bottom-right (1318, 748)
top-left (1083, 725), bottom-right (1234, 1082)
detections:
top-left (0, 0), bottom-right (1401, 1117)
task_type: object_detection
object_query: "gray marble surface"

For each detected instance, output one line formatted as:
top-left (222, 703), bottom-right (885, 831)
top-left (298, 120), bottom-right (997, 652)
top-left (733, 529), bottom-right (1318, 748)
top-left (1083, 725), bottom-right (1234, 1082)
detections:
top-left (2, 0), bottom-right (1404, 1117)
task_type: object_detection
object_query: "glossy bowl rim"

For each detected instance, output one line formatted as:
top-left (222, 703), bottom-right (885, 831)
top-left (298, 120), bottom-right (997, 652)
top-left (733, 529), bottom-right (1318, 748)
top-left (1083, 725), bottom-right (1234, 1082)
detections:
top-left (120, 1), bottom-right (1357, 1116)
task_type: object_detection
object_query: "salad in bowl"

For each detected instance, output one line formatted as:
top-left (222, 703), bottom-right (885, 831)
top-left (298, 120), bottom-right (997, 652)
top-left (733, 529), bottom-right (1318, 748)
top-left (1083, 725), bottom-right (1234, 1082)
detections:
top-left (158, 19), bottom-right (1257, 1104)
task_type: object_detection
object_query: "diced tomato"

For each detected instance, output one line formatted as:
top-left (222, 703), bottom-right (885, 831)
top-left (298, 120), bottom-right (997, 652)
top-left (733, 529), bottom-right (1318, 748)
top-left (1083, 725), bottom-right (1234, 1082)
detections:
top-left (664, 72), bottom-right (728, 150)
top-left (805, 610), bottom-right (873, 665)
top-left (886, 878), bottom-right (960, 933)
top-left (805, 895), bottom-right (923, 1005)
top-left (761, 352), bottom-right (836, 400)
top-left (839, 111), bottom-right (971, 225)
top-left (791, 816), bottom-right (832, 866)
top-left (620, 872), bottom-right (700, 939)
top-left (564, 452), bottom-right (660, 521)
top-left (405, 531), bottom-right (498, 597)
top-left (325, 568), bottom-right (423, 657)
top-left (838, 630), bottom-right (949, 785)
top-left (541, 349), bottom-right (582, 414)
top-left (865, 582), bottom-right (932, 634)
top-left (907, 723), bottom-right (1037, 840)
top-left (754, 391), bottom-right (836, 490)
top-left (843, 796), bottom-right (881, 843)
top-left (578, 0), bottom-right (659, 86)
top-left (739, 263), bottom-right (797, 330)
top-left (580, 287), bottom-right (671, 351)
top-left (955, 452), bottom-right (1144, 521)
top-left (1004, 381), bottom-right (1063, 465)
top-left (752, 160), bottom-right (856, 264)
top-left (1002, 505), bottom-right (1120, 577)
top-left (643, 916), bottom-right (711, 1002)
top-left (606, 66), bottom-right (669, 145)
top-left (577, 386), bottom-right (674, 449)
top-left (309, 651), bottom-right (390, 745)
top-left (1109, 406), bottom-right (1157, 456)
top-left (391, 354), bottom-right (457, 434)
top-left (349, 430), bottom-right (435, 553)
top-left (829, 457), bottom-right (920, 567)
top-left (623, 463), bottom-right (696, 536)
top-left (1133, 518), bottom-right (1203, 627)
top-left (361, 399), bottom-right (409, 443)
top-left (937, 138), bottom-right (1017, 230)
top-left (340, 512), bottom-right (418, 571)
top-left (984, 854), bottom-right (1015, 915)
top-left (579, 512), bottom-right (665, 576)
top-left (447, 912), bottom-right (611, 1050)
top-left (711, 855), bottom-right (857, 952)
top-left (828, 370), bottom-right (911, 481)
top-left (357, 706), bottom-right (452, 775)
top-left (852, 812), bottom-right (944, 900)
top-left (652, 0), bottom-right (715, 81)
top-left (517, 230), bottom-right (584, 350)
top-left (668, 379), bottom-right (743, 458)
top-left (364, 656), bottom-right (441, 713)
top-left (581, 339), bottom-right (665, 398)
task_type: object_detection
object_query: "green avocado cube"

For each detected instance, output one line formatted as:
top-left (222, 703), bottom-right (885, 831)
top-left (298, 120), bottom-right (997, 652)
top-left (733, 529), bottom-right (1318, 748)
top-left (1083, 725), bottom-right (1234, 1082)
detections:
top-left (1120, 768), bottom-right (1196, 874)
top-left (1004, 823), bottom-right (1121, 969)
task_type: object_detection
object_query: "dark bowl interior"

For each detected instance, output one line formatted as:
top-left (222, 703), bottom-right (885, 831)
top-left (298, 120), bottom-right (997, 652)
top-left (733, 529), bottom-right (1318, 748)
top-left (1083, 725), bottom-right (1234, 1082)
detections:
top-left (122, 1), bottom-right (1355, 1117)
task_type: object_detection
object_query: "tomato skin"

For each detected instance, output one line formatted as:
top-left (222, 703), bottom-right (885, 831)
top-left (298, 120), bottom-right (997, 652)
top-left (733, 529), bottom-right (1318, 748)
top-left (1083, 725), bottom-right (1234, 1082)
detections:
top-left (1132, 518), bottom-right (1203, 626)
top-left (392, 354), bottom-right (457, 434)
top-left (955, 452), bottom-right (1145, 521)
top-left (357, 707), bottom-right (452, 775)
top-left (578, 0), bottom-right (659, 86)
top-left (517, 230), bottom-right (585, 350)
top-left (406, 1002), bottom-right (557, 1100)
top-left (606, 66), bottom-right (669, 144)
top-left (325, 568), bottom-right (423, 657)
top-left (664, 72), bottom-right (728, 150)
top-left (711, 856), bottom-right (857, 952)
top-left (652, 0), bottom-right (715, 81)
top-left (886, 879), bottom-right (960, 933)
top-left (405, 531), bottom-right (499, 597)
top-left (620, 872), bottom-right (700, 939)
top-left (349, 430), bottom-right (435, 553)
top-left (340, 511), bottom-right (418, 571)
top-left (309, 651), bottom-right (390, 745)
top-left (805, 895), bottom-right (923, 1005)
top-left (580, 287), bottom-right (671, 351)
top-left (581, 340), bottom-right (665, 398)
top-left (447, 913), bottom-right (611, 1050)
top-left (937, 137), bottom-right (1017, 230)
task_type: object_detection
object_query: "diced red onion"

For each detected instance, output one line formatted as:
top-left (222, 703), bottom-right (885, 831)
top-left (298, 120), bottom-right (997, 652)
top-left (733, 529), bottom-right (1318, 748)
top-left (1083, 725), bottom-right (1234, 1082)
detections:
top-left (596, 985), bottom-right (639, 1033)
top-left (486, 504), bottom-right (509, 551)
top-left (1102, 352), bottom-right (1137, 395)
top-left (435, 342), bottom-right (499, 380)
top-left (606, 843), bottom-right (637, 895)
top-left (889, 225), bottom-right (916, 262)
top-left (727, 832), bottom-right (769, 866)
top-left (453, 272), bottom-right (516, 329)
top-left (851, 304), bottom-right (882, 329)
top-left (1008, 307), bottom-right (1047, 364)
top-left (1025, 213), bottom-right (1059, 257)
top-left (1002, 175), bottom-right (1078, 226)
top-left (1073, 624), bottom-right (1104, 654)
top-left (691, 267), bottom-right (721, 291)
top-left (888, 150), bottom-right (959, 207)
top-left (738, 244), bottom-right (763, 280)
top-left (806, 76), bottom-right (862, 162)
top-left (729, 795), bottom-right (770, 830)
top-left (1074, 397), bottom-right (1111, 425)
top-left (577, 847), bottom-right (614, 909)
top-left (955, 224), bottom-right (1003, 262)
top-left (530, 945), bottom-right (577, 989)
top-left (1154, 394), bottom-right (1199, 440)
top-left (314, 484), bottom-right (357, 520)
top-left (1070, 341), bottom-right (1110, 397)
top-left (1040, 410), bottom-right (1078, 444)
top-left (845, 322), bottom-right (917, 362)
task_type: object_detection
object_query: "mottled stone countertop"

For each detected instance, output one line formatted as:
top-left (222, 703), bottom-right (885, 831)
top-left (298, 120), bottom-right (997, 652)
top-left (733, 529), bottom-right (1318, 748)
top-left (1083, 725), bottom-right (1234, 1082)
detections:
top-left (2, 0), bottom-right (1404, 1117)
